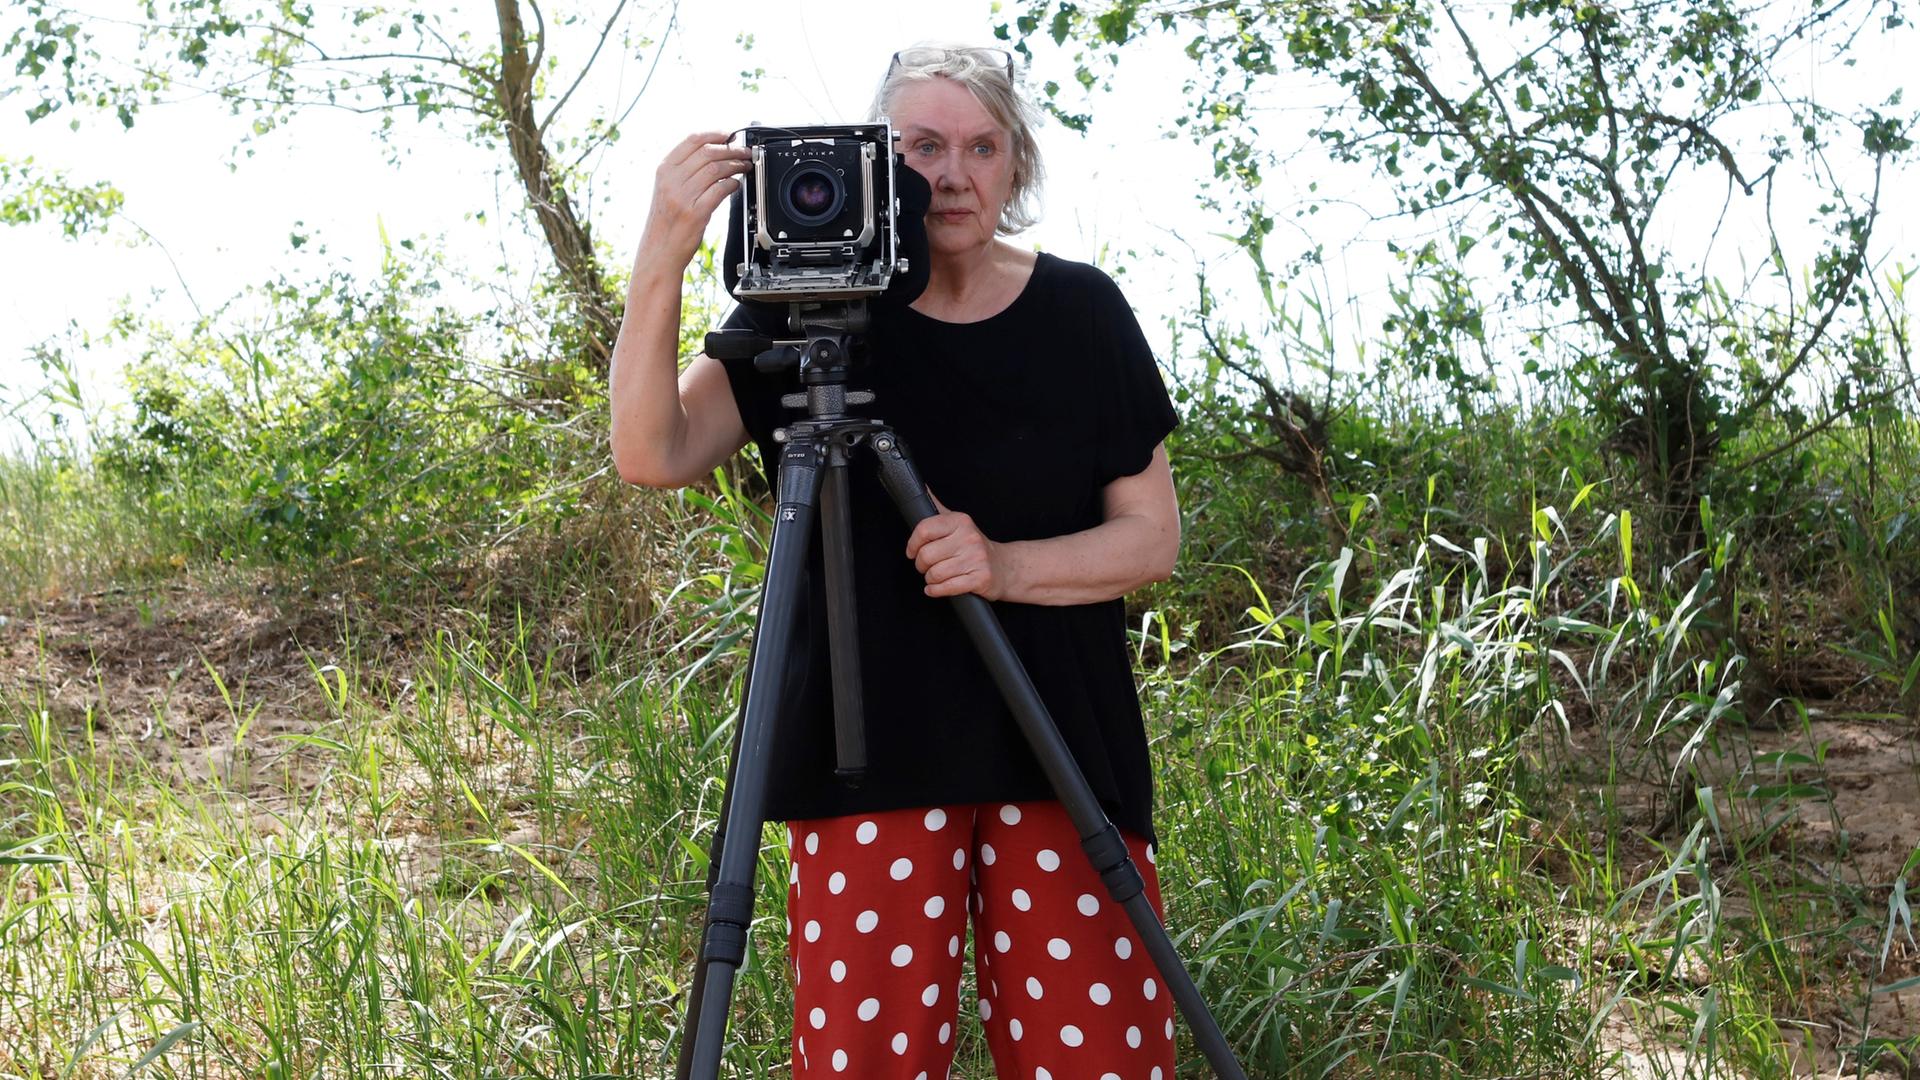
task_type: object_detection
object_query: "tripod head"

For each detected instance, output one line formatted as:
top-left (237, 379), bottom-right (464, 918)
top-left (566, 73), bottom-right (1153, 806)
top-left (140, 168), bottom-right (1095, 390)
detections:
top-left (703, 302), bottom-right (878, 423)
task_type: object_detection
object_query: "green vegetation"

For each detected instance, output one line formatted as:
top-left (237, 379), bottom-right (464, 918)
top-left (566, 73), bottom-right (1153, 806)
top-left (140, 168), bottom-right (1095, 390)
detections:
top-left (4, 1), bottom-right (1917, 1076)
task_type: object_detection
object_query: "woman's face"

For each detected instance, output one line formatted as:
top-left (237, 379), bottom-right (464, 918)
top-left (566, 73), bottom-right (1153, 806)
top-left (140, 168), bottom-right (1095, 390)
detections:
top-left (889, 77), bottom-right (1016, 260)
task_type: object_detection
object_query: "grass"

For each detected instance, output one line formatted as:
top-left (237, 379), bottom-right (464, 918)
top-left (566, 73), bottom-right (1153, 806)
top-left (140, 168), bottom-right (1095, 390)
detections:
top-left (4, 441), bottom-right (1916, 1078)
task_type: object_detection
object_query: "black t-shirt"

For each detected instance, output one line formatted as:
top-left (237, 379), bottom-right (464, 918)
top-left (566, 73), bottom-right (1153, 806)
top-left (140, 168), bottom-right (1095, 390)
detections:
top-left (716, 252), bottom-right (1178, 841)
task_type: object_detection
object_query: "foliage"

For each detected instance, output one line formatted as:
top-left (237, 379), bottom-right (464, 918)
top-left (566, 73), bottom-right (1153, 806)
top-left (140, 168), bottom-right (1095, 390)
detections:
top-left (1000, 0), bottom-right (1918, 552)
top-left (86, 237), bottom-right (606, 570)
top-left (0, 155), bottom-right (122, 236)
top-left (5, 1), bottom-right (681, 376)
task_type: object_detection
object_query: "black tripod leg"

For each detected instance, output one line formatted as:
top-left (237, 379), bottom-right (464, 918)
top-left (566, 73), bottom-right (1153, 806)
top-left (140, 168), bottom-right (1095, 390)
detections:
top-left (673, 629), bottom-right (757, 1080)
top-left (683, 439), bottom-right (826, 1080)
top-left (820, 446), bottom-right (867, 782)
top-left (868, 431), bottom-right (1249, 1080)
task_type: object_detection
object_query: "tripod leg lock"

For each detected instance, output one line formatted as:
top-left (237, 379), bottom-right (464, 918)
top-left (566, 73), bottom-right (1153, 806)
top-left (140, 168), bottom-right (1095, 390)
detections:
top-left (701, 883), bottom-right (757, 965)
top-left (1081, 825), bottom-right (1146, 904)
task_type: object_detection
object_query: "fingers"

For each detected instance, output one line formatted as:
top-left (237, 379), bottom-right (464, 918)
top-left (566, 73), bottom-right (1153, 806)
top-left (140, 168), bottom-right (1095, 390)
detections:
top-left (905, 512), bottom-right (963, 560)
top-left (924, 567), bottom-right (986, 598)
top-left (667, 130), bottom-right (735, 167)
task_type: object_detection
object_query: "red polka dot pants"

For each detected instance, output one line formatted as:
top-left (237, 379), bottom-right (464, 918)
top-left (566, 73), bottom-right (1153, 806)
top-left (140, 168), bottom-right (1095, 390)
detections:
top-left (784, 800), bottom-right (1176, 1079)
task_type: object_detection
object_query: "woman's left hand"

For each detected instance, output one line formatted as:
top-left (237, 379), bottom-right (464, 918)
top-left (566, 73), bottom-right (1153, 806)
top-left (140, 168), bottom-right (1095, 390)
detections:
top-left (906, 494), bottom-right (1010, 600)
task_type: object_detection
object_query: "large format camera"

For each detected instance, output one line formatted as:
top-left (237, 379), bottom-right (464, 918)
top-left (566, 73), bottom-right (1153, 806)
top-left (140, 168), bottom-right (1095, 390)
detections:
top-left (734, 122), bottom-right (907, 303)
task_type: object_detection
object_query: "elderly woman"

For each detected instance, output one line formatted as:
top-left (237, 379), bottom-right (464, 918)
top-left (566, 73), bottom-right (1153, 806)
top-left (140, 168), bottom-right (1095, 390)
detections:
top-left (610, 44), bottom-right (1181, 1079)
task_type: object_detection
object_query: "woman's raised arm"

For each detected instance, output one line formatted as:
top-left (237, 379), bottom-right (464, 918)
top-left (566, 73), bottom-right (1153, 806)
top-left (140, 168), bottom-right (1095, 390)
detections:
top-left (610, 131), bottom-right (754, 489)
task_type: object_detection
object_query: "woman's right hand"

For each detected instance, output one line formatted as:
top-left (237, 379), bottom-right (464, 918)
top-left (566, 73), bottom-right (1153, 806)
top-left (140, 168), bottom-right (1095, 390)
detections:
top-left (638, 130), bottom-right (752, 266)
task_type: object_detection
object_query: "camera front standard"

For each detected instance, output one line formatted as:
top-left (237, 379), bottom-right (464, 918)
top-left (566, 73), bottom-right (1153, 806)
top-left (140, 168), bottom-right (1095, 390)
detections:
top-left (736, 122), bottom-right (905, 303)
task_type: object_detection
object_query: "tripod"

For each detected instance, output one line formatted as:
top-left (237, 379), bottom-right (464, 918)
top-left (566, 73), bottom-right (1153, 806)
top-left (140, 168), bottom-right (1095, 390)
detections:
top-left (674, 303), bottom-right (1247, 1080)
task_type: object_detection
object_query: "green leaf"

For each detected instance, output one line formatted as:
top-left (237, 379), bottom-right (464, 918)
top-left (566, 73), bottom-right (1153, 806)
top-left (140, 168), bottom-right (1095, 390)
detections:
top-left (128, 1022), bottom-right (201, 1076)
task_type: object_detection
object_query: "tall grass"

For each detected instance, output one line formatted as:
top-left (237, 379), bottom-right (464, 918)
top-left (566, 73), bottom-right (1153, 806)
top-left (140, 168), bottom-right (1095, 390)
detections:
top-left (6, 462), bottom-right (1913, 1076)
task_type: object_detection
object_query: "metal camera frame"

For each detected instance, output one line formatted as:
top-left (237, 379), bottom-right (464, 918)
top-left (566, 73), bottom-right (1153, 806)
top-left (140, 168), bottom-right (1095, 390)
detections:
top-left (736, 121), bottom-right (904, 303)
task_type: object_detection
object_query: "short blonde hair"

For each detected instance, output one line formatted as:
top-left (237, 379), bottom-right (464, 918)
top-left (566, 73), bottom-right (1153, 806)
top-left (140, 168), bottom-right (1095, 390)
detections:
top-left (869, 44), bottom-right (1046, 235)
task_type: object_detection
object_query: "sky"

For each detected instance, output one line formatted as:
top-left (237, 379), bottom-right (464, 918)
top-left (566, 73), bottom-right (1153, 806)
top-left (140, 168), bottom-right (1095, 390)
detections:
top-left (0, 1), bottom-right (1256, 449)
top-left (1, 0), bottom-right (1912, 452)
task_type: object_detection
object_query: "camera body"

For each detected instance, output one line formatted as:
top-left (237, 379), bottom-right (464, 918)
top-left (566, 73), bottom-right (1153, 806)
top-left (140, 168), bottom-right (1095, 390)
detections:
top-left (736, 122), bottom-right (904, 303)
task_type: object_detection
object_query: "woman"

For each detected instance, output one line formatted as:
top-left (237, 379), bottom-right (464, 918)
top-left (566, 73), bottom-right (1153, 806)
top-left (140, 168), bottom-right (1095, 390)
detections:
top-left (611, 44), bottom-right (1181, 1079)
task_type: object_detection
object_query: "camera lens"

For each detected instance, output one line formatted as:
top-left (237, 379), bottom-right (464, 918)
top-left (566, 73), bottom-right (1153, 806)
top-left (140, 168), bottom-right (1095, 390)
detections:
top-left (781, 162), bottom-right (845, 226)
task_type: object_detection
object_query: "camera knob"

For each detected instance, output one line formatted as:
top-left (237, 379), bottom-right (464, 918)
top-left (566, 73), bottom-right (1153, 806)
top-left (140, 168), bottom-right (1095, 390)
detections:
top-left (848, 392), bottom-right (875, 406)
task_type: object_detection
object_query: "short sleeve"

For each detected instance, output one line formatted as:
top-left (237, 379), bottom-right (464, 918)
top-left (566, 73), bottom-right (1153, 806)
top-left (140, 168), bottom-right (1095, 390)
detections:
top-left (1089, 272), bottom-right (1179, 485)
top-left (713, 303), bottom-right (790, 453)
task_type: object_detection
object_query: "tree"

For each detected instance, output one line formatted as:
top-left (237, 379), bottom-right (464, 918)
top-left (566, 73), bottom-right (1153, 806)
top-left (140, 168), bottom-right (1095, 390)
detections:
top-left (1002, 0), bottom-right (1915, 553)
top-left (6, 0), bottom-right (682, 380)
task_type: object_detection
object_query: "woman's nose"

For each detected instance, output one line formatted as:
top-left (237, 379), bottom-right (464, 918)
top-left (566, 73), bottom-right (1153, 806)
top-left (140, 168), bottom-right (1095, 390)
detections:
top-left (932, 149), bottom-right (969, 189)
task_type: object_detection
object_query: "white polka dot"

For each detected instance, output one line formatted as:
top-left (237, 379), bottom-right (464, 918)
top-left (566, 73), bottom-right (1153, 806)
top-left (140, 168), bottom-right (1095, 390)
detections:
top-left (804, 920), bottom-right (821, 942)
top-left (798, 1035), bottom-right (806, 1056)
top-left (948, 934), bottom-right (960, 956)
top-left (1146, 844), bottom-right (1156, 865)
top-left (1060, 1024), bottom-right (1084, 1047)
top-left (922, 983), bottom-right (940, 1006)
top-left (856, 910), bottom-right (879, 933)
top-left (994, 930), bottom-right (1011, 953)
top-left (892, 1031), bottom-right (909, 1055)
top-left (1026, 976), bottom-right (1044, 999)
top-left (978, 998), bottom-right (992, 1020)
top-left (1090, 982), bottom-right (1111, 1005)
top-left (923, 895), bottom-right (945, 918)
top-left (1036, 849), bottom-right (1060, 872)
top-left (855, 820), bottom-right (878, 844)
top-left (1011, 888), bottom-right (1032, 911)
top-left (832, 1048), bottom-right (847, 1072)
top-left (1009, 1018), bottom-right (1023, 1040)
top-left (914, 1074), bottom-right (927, 1080)
top-left (953, 847), bottom-right (966, 870)
top-left (980, 843), bottom-right (996, 866)
top-left (831, 960), bottom-right (847, 982)
top-left (828, 871), bottom-right (846, 894)
top-left (789, 862), bottom-right (800, 884)
top-left (1126, 1025), bottom-right (1142, 1048)
top-left (1076, 893), bottom-right (1100, 916)
top-left (891, 944), bottom-right (913, 967)
top-left (785, 916), bottom-right (791, 935)
top-left (1165, 1018), bottom-right (1174, 1039)
top-left (805, 832), bottom-right (818, 855)
top-left (890, 857), bottom-right (914, 881)
top-left (924, 808), bottom-right (947, 830)
top-left (857, 998), bottom-right (880, 1021)
top-left (1151, 1068), bottom-right (1163, 1080)
top-left (999, 804), bottom-right (1022, 825)
top-left (1047, 937), bottom-right (1071, 960)
top-left (938, 1022), bottom-right (951, 1044)
top-left (1036, 1069), bottom-right (1051, 1080)
top-left (1143, 977), bottom-right (1158, 1000)
top-left (1102, 1074), bottom-right (1123, 1080)
top-left (809, 1007), bottom-right (827, 1029)
top-left (1114, 937), bottom-right (1133, 960)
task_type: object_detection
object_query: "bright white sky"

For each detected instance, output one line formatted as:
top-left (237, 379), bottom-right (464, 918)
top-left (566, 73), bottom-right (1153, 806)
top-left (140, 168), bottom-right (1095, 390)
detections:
top-left (0, 1), bottom-right (1259, 448)
top-left (1, 0), bottom-right (1911, 452)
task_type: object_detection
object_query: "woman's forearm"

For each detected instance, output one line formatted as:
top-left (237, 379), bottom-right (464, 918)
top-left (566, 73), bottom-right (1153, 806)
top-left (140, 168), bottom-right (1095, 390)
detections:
top-left (608, 261), bottom-right (691, 487)
top-left (995, 512), bottom-right (1177, 606)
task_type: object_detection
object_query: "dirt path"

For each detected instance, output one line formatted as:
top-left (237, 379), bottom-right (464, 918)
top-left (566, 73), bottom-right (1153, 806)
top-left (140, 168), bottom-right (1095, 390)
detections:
top-left (0, 581), bottom-right (347, 803)
top-left (1551, 705), bottom-right (1920, 1078)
